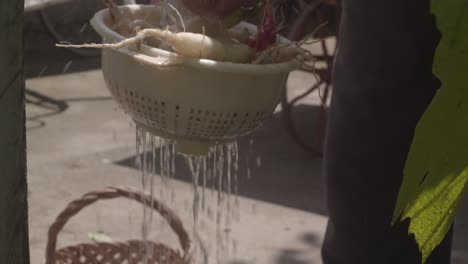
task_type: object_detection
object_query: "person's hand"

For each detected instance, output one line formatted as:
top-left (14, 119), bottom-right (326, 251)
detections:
top-left (181, 0), bottom-right (252, 18)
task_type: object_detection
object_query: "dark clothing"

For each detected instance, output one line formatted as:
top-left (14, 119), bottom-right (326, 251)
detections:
top-left (322, 0), bottom-right (453, 263)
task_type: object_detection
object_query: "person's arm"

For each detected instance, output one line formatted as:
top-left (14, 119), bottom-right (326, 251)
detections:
top-left (322, 1), bottom-right (452, 263)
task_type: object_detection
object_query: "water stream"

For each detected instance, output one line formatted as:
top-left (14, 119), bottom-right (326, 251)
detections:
top-left (135, 126), bottom-right (242, 264)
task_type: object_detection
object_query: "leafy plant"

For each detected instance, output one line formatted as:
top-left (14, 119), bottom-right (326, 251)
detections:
top-left (392, 0), bottom-right (468, 263)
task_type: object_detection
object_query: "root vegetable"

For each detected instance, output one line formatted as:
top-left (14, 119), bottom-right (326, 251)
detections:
top-left (253, 43), bottom-right (313, 64)
top-left (228, 27), bottom-right (251, 44)
top-left (104, 0), bottom-right (175, 36)
top-left (56, 28), bottom-right (254, 63)
top-left (102, 0), bottom-right (134, 37)
top-left (182, 16), bottom-right (226, 36)
top-left (249, 0), bottom-right (277, 52)
top-left (252, 22), bottom-right (327, 64)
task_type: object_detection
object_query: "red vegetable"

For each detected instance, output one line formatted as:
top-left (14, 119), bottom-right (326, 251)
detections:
top-left (248, 0), bottom-right (277, 52)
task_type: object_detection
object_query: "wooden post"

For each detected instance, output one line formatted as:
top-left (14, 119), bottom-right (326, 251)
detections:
top-left (0, 0), bottom-right (30, 263)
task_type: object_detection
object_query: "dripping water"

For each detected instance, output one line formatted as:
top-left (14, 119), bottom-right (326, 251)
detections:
top-left (136, 126), bottom-right (243, 264)
top-left (136, 127), bottom-right (152, 263)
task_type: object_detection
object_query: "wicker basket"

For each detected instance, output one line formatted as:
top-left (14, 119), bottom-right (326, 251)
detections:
top-left (45, 187), bottom-right (191, 264)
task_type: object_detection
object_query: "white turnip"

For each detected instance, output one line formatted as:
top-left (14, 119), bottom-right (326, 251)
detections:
top-left (57, 28), bottom-right (254, 63)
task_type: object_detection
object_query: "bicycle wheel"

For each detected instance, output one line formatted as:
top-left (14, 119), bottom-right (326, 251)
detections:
top-left (40, 0), bottom-right (135, 57)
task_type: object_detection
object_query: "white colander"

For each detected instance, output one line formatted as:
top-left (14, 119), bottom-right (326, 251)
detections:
top-left (91, 5), bottom-right (300, 155)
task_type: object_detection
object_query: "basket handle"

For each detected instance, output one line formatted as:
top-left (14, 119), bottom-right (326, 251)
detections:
top-left (45, 186), bottom-right (191, 264)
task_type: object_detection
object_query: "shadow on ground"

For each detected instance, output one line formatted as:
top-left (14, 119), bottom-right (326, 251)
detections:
top-left (271, 232), bottom-right (322, 264)
top-left (228, 232), bottom-right (322, 264)
top-left (25, 87), bottom-right (112, 131)
top-left (115, 105), bottom-right (328, 216)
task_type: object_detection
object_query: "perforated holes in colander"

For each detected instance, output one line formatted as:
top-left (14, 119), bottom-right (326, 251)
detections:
top-left (186, 108), bottom-right (208, 138)
top-left (120, 89), bottom-right (169, 131)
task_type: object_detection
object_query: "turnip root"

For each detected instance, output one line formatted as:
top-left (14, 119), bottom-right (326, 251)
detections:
top-left (252, 23), bottom-right (326, 64)
top-left (56, 1), bottom-right (322, 65)
top-left (253, 43), bottom-right (313, 64)
top-left (227, 27), bottom-right (251, 44)
top-left (57, 28), bottom-right (254, 63)
top-left (102, 0), bottom-right (135, 37)
top-left (104, 0), bottom-right (177, 37)
top-left (157, 0), bottom-right (186, 32)
top-left (182, 16), bottom-right (226, 36)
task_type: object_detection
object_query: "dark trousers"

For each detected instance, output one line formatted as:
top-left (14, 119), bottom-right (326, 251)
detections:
top-left (322, 0), bottom-right (453, 263)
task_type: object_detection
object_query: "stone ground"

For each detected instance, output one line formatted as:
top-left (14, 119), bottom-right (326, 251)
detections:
top-left (23, 7), bottom-right (467, 264)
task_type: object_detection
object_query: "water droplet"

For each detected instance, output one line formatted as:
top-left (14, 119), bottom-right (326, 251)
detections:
top-left (62, 60), bottom-right (73, 74)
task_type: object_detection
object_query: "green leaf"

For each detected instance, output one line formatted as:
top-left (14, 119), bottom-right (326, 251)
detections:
top-left (88, 231), bottom-right (113, 243)
top-left (392, 1), bottom-right (468, 263)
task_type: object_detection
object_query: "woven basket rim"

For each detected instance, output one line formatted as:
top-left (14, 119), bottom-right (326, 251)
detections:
top-left (45, 187), bottom-right (190, 264)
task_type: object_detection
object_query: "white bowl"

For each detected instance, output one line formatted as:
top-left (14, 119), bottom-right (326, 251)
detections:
top-left (91, 5), bottom-right (300, 155)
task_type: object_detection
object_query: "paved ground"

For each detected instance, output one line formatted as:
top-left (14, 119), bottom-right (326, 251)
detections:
top-left (24, 9), bottom-right (467, 264)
